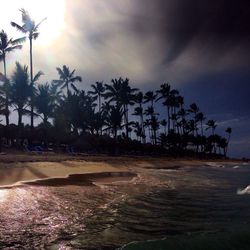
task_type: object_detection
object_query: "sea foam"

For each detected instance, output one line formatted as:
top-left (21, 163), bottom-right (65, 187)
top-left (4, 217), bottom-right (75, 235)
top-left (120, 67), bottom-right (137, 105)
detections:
top-left (237, 185), bottom-right (250, 195)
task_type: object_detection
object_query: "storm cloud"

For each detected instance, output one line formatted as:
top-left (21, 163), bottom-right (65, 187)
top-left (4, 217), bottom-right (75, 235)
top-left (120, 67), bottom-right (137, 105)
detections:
top-left (131, 0), bottom-right (250, 64)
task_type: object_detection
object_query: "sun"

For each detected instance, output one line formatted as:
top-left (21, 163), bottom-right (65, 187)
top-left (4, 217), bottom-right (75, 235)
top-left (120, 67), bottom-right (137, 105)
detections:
top-left (9, 0), bottom-right (66, 46)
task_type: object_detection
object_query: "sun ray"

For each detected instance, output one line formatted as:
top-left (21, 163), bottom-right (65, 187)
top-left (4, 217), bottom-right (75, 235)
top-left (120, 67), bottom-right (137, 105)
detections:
top-left (5, 0), bottom-right (66, 46)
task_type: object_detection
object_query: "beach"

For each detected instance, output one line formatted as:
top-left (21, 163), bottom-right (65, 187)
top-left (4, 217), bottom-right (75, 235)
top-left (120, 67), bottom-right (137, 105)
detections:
top-left (0, 153), bottom-right (249, 249)
top-left (0, 152), bottom-right (241, 187)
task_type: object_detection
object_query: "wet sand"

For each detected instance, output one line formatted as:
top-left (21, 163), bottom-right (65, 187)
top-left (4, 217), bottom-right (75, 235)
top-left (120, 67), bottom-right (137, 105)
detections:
top-left (0, 152), bottom-right (243, 187)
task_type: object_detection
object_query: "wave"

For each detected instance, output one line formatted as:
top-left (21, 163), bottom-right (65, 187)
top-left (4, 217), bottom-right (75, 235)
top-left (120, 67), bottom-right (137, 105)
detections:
top-left (206, 162), bottom-right (225, 168)
top-left (118, 228), bottom-right (250, 250)
top-left (237, 185), bottom-right (250, 195)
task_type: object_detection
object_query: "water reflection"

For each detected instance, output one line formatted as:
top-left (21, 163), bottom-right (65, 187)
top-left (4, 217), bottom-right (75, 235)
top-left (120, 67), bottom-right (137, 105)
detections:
top-left (0, 189), bottom-right (8, 202)
top-left (0, 165), bottom-right (249, 249)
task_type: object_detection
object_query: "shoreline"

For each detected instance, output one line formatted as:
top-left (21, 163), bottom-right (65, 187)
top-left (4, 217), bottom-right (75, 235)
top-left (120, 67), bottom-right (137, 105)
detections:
top-left (0, 152), bottom-right (246, 188)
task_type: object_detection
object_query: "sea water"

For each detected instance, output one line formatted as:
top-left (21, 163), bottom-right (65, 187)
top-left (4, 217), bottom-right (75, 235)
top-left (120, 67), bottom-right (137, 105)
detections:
top-left (0, 163), bottom-right (249, 249)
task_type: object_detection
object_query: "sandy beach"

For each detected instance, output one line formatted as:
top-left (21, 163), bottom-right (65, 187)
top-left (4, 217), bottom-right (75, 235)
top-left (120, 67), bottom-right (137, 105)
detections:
top-left (0, 152), bottom-right (242, 187)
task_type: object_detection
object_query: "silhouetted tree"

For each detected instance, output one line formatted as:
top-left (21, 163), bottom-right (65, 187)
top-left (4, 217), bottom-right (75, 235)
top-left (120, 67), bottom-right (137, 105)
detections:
top-left (0, 30), bottom-right (25, 125)
top-left (34, 83), bottom-right (56, 124)
top-left (88, 81), bottom-right (105, 112)
top-left (105, 105), bottom-right (123, 139)
top-left (53, 65), bottom-right (82, 97)
top-left (105, 78), bottom-right (137, 138)
top-left (9, 62), bottom-right (32, 126)
top-left (11, 9), bottom-right (46, 128)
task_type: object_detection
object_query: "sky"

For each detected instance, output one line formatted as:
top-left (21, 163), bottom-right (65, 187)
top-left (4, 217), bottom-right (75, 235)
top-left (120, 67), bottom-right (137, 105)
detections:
top-left (0, 0), bottom-right (250, 158)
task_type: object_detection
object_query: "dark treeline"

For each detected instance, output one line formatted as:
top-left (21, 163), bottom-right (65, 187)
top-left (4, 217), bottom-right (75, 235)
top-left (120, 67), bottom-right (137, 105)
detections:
top-left (0, 9), bottom-right (232, 157)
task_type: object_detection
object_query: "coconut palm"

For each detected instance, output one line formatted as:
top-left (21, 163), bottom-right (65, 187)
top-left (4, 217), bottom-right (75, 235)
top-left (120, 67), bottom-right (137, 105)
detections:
top-left (34, 83), bottom-right (56, 124)
top-left (188, 103), bottom-right (199, 135)
top-left (53, 65), bottom-right (82, 97)
top-left (104, 78), bottom-right (137, 138)
top-left (11, 9), bottom-right (46, 128)
top-left (157, 83), bottom-right (172, 115)
top-left (206, 119), bottom-right (217, 136)
top-left (133, 91), bottom-right (145, 142)
top-left (105, 105), bottom-right (124, 139)
top-left (143, 91), bottom-right (157, 108)
top-left (88, 81), bottom-right (105, 112)
top-left (9, 62), bottom-right (32, 126)
top-left (195, 112), bottom-right (206, 136)
top-left (0, 30), bottom-right (25, 125)
top-left (150, 116), bottom-right (160, 145)
top-left (160, 119), bottom-right (167, 135)
top-left (225, 127), bottom-right (232, 156)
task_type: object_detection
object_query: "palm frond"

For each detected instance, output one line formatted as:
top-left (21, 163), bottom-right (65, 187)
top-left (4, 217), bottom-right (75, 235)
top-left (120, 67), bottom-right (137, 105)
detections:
top-left (35, 17), bottom-right (47, 30)
top-left (32, 32), bottom-right (39, 40)
top-left (20, 8), bottom-right (31, 24)
top-left (52, 79), bottom-right (64, 86)
top-left (56, 67), bottom-right (65, 79)
top-left (70, 76), bottom-right (82, 82)
top-left (5, 45), bottom-right (22, 52)
top-left (11, 36), bottom-right (26, 45)
top-left (33, 70), bottom-right (44, 83)
top-left (10, 22), bottom-right (27, 33)
top-left (69, 69), bottom-right (75, 78)
top-left (71, 83), bottom-right (79, 93)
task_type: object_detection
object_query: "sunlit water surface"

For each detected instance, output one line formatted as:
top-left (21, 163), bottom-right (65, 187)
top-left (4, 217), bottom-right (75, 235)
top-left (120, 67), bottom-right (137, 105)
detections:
top-left (0, 164), bottom-right (250, 249)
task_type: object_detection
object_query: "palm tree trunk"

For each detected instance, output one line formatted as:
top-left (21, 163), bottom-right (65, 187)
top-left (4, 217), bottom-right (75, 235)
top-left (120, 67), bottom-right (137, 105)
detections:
top-left (124, 104), bottom-right (129, 138)
top-left (225, 134), bottom-right (231, 156)
top-left (114, 126), bottom-right (117, 139)
top-left (153, 129), bottom-right (157, 145)
top-left (18, 110), bottom-right (22, 127)
top-left (141, 114), bottom-right (145, 143)
top-left (167, 106), bottom-right (170, 134)
top-left (29, 36), bottom-right (34, 129)
top-left (3, 55), bottom-right (9, 126)
top-left (201, 120), bottom-right (203, 136)
top-left (66, 83), bottom-right (70, 97)
top-left (98, 95), bottom-right (101, 113)
top-left (3, 54), bottom-right (6, 77)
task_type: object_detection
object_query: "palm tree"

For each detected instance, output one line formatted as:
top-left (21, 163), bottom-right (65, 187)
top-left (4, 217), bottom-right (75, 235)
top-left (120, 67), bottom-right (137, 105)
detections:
top-left (11, 9), bottom-right (46, 128)
top-left (195, 112), bottom-right (206, 136)
top-left (105, 105), bottom-right (123, 139)
top-left (156, 83), bottom-right (171, 133)
top-left (150, 116), bottom-right (159, 145)
top-left (225, 127), bottom-right (232, 156)
top-left (144, 91), bottom-right (157, 108)
top-left (9, 62), bottom-right (32, 126)
top-left (34, 83), bottom-right (56, 124)
top-left (160, 119), bottom-right (167, 135)
top-left (53, 65), bottom-right (82, 96)
top-left (104, 78), bottom-right (137, 138)
top-left (157, 83), bottom-right (179, 134)
top-left (144, 106), bottom-right (158, 144)
top-left (188, 103), bottom-right (199, 135)
top-left (0, 30), bottom-right (25, 126)
top-left (88, 81), bottom-right (105, 112)
top-left (177, 108), bottom-right (187, 135)
top-left (206, 119), bottom-right (217, 136)
top-left (133, 92), bottom-right (145, 143)
top-left (144, 119), bottom-right (152, 143)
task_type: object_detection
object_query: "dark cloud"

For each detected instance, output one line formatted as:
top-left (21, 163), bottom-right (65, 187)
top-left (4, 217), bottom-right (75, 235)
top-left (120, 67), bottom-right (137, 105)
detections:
top-left (132, 0), bottom-right (250, 64)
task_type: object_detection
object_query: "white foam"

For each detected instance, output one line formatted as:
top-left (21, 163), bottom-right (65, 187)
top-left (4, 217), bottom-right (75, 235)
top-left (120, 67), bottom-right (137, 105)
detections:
top-left (237, 185), bottom-right (250, 195)
top-left (206, 162), bottom-right (225, 168)
top-left (233, 166), bottom-right (240, 169)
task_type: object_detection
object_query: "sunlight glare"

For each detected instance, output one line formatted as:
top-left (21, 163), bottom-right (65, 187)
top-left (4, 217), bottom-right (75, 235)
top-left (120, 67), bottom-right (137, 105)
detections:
top-left (10, 0), bottom-right (66, 45)
top-left (0, 189), bottom-right (8, 202)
